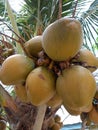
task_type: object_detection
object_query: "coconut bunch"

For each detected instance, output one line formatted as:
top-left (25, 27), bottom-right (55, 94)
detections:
top-left (0, 17), bottom-right (98, 129)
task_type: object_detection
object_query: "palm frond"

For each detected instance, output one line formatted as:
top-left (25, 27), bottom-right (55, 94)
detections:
top-left (78, 0), bottom-right (98, 54)
top-left (62, 0), bottom-right (73, 17)
top-left (0, 0), bottom-right (5, 17)
top-left (16, 0), bottom-right (59, 40)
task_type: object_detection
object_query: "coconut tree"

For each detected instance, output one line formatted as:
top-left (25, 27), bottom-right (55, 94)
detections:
top-left (0, 0), bottom-right (98, 130)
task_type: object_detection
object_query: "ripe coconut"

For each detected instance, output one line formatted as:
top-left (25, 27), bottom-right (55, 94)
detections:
top-left (0, 54), bottom-right (35, 85)
top-left (57, 122), bottom-right (63, 128)
top-left (63, 103), bottom-right (81, 116)
top-left (24, 35), bottom-right (43, 57)
top-left (46, 93), bottom-right (62, 108)
top-left (56, 65), bottom-right (96, 112)
top-left (63, 101), bottom-right (92, 116)
top-left (51, 123), bottom-right (60, 130)
top-left (77, 49), bottom-right (98, 72)
top-left (26, 66), bottom-right (56, 106)
top-left (14, 83), bottom-right (29, 103)
top-left (42, 17), bottom-right (83, 61)
top-left (48, 118), bottom-right (55, 128)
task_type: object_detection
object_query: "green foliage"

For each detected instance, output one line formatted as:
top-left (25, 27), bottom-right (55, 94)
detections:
top-left (0, 0), bottom-right (98, 54)
top-left (0, 0), bottom-right (5, 17)
top-left (78, 0), bottom-right (98, 54)
top-left (16, 0), bottom-right (59, 39)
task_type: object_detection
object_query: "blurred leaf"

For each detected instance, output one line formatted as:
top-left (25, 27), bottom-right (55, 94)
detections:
top-left (78, 0), bottom-right (98, 54)
top-left (5, 0), bottom-right (23, 54)
top-left (0, 0), bottom-right (5, 17)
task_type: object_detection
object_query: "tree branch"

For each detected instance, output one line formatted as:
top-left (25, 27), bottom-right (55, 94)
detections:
top-left (58, 0), bottom-right (62, 19)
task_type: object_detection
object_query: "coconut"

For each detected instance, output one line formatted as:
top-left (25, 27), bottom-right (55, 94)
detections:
top-left (0, 54), bottom-right (35, 85)
top-left (56, 65), bottom-right (96, 112)
top-left (24, 35), bottom-right (43, 57)
top-left (26, 66), bottom-right (56, 106)
top-left (42, 17), bottom-right (83, 61)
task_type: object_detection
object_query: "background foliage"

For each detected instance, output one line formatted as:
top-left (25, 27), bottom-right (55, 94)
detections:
top-left (0, 0), bottom-right (98, 52)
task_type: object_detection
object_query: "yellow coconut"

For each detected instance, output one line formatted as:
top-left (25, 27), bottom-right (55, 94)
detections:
top-left (46, 93), bottom-right (62, 108)
top-left (24, 35), bottom-right (43, 57)
top-left (14, 83), bottom-right (29, 103)
top-left (0, 54), bottom-right (35, 85)
top-left (57, 122), bottom-right (63, 128)
top-left (77, 49), bottom-right (98, 72)
top-left (63, 102), bottom-right (81, 116)
top-left (42, 17), bottom-right (83, 61)
top-left (48, 118), bottom-right (55, 128)
top-left (26, 66), bottom-right (56, 106)
top-left (51, 123), bottom-right (60, 130)
top-left (56, 65), bottom-right (96, 112)
top-left (63, 101), bottom-right (92, 116)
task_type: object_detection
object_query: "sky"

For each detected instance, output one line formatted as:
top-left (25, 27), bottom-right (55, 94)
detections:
top-left (8, 0), bottom-right (25, 12)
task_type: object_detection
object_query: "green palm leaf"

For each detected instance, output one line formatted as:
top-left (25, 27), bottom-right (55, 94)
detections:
top-left (78, 0), bottom-right (98, 54)
top-left (0, 0), bottom-right (5, 17)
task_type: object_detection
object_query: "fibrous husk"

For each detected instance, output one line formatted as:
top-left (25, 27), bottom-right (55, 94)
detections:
top-left (42, 17), bottom-right (83, 61)
top-left (56, 65), bottom-right (96, 112)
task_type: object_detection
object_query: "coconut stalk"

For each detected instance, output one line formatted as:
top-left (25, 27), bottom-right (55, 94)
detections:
top-left (32, 104), bottom-right (47, 130)
top-left (35, 0), bottom-right (43, 35)
top-left (5, 0), bottom-right (23, 54)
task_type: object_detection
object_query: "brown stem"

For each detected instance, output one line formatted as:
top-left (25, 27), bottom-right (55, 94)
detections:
top-left (58, 0), bottom-right (62, 19)
top-left (31, 104), bottom-right (47, 130)
top-left (37, 25), bottom-right (43, 35)
top-left (81, 120), bottom-right (87, 130)
top-left (0, 32), bottom-right (20, 43)
top-left (48, 61), bottom-right (54, 70)
top-left (1, 37), bottom-right (13, 49)
top-left (18, 38), bottom-right (34, 59)
top-left (0, 32), bottom-right (34, 59)
top-left (1, 21), bottom-right (25, 43)
top-left (72, 0), bottom-right (78, 18)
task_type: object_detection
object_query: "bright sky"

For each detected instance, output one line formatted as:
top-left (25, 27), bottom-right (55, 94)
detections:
top-left (8, 0), bottom-right (25, 12)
